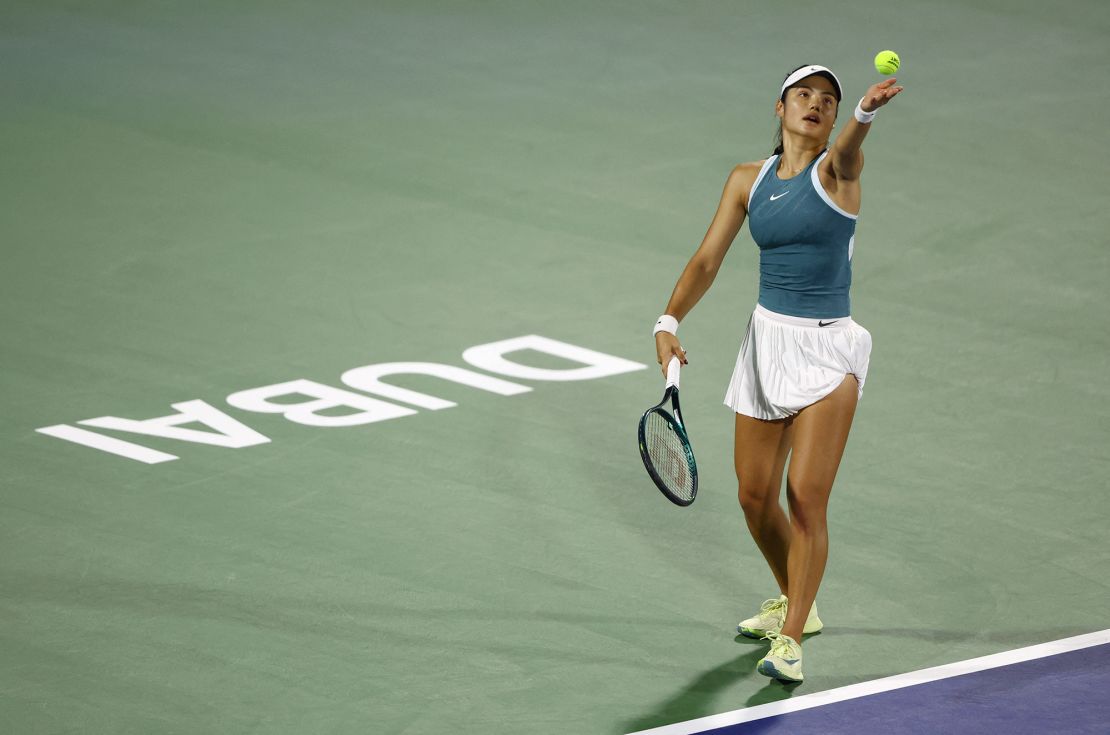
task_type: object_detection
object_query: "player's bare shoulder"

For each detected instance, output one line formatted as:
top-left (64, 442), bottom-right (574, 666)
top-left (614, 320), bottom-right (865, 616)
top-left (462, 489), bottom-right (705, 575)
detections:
top-left (725, 160), bottom-right (767, 214)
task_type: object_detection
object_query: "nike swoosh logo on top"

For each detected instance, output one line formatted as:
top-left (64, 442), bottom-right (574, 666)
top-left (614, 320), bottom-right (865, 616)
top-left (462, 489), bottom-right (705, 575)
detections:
top-left (818, 320), bottom-right (838, 327)
top-left (769, 192), bottom-right (789, 201)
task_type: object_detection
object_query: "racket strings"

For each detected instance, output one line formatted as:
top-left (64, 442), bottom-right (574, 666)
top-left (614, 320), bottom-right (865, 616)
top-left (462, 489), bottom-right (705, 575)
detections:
top-left (644, 411), bottom-right (695, 501)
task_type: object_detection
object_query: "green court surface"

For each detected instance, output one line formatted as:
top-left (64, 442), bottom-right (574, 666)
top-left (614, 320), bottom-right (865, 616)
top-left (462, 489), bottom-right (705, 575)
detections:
top-left (2, 1), bottom-right (1108, 733)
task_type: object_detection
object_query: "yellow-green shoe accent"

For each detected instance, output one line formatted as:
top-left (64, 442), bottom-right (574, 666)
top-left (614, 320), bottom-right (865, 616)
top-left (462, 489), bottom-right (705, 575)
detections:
top-left (737, 595), bottom-right (823, 638)
top-left (756, 632), bottom-right (803, 683)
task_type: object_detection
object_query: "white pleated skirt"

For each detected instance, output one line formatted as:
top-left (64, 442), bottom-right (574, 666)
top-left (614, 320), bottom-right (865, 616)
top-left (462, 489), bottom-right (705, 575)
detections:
top-left (724, 304), bottom-right (872, 420)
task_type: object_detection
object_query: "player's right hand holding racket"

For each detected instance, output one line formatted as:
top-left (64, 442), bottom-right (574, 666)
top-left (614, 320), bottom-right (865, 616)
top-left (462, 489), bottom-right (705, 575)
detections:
top-left (638, 356), bottom-right (698, 506)
top-left (655, 329), bottom-right (687, 379)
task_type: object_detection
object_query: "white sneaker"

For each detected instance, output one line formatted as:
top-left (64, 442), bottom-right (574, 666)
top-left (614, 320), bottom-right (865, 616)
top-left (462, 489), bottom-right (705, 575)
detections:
top-left (736, 595), bottom-right (823, 638)
top-left (757, 632), bottom-right (803, 682)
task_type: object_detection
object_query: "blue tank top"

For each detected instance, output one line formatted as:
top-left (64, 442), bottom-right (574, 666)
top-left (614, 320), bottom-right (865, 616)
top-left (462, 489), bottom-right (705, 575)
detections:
top-left (747, 150), bottom-right (857, 318)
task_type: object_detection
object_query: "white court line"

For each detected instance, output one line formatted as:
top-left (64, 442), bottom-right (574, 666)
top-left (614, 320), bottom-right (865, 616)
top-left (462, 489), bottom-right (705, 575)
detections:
top-left (626, 629), bottom-right (1110, 735)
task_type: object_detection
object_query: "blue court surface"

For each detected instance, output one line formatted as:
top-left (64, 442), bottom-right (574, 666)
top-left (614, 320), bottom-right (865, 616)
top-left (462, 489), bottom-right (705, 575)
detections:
top-left (631, 631), bottom-right (1110, 735)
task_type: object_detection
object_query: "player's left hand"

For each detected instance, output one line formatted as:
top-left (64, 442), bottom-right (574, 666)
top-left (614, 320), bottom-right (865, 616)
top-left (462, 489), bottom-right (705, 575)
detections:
top-left (860, 78), bottom-right (904, 112)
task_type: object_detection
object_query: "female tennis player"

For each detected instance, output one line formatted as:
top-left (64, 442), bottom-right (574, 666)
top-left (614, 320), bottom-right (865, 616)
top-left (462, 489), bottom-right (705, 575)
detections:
top-left (652, 64), bottom-right (902, 683)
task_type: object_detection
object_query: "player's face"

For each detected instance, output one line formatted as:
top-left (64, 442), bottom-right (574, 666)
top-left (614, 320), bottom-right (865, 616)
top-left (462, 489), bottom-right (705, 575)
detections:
top-left (779, 75), bottom-right (838, 139)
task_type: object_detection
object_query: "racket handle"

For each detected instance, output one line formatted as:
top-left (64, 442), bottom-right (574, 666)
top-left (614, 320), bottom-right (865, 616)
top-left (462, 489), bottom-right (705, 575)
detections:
top-left (665, 356), bottom-right (681, 389)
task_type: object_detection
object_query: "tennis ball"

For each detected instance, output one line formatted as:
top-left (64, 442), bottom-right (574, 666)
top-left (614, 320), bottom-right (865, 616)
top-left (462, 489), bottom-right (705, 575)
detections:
top-left (874, 50), bottom-right (900, 75)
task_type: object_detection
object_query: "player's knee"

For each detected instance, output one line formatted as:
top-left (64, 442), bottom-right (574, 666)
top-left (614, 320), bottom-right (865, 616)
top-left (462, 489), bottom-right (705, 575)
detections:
top-left (786, 482), bottom-right (829, 532)
top-left (737, 477), bottom-right (775, 516)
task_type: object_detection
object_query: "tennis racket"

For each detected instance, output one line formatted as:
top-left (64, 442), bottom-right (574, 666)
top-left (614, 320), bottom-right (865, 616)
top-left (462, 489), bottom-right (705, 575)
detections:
top-left (638, 356), bottom-right (698, 506)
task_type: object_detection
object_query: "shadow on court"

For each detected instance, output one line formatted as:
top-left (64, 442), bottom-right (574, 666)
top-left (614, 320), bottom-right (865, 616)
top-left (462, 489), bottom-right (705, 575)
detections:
top-left (618, 649), bottom-right (793, 734)
top-left (617, 623), bottom-right (1098, 733)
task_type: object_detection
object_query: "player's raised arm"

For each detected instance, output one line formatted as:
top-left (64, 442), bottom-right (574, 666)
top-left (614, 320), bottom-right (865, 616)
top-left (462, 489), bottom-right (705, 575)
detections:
top-left (829, 78), bottom-right (904, 180)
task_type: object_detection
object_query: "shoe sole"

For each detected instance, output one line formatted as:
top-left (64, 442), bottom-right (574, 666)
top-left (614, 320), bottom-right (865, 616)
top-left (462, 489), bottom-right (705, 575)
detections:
top-left (756, 659), bottom-right (803, 683)
top-left (737, 621), bottom-right (823, 639)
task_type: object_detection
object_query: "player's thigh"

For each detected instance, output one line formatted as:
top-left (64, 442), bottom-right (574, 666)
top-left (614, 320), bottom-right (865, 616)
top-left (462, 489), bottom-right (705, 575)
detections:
top-left (786, 374), bottom-right (860, 501)
top-left (734, 412), bottom-right (794, 499)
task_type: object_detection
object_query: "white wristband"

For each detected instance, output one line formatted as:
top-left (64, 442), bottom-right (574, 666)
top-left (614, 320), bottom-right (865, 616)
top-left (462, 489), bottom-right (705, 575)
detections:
top-left (854, 97), bottom-right (876, 124)
top-left (653, 315), bottom-right (679, 336)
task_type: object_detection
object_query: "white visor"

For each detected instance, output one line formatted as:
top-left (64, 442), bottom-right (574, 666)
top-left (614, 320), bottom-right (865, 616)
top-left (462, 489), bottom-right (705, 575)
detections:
top-left (780, 65), bottom-right (842, 101)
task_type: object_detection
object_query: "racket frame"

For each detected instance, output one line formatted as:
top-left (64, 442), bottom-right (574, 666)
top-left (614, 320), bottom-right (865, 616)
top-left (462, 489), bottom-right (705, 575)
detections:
top-left (637, 360), bottom-right (698, 506)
